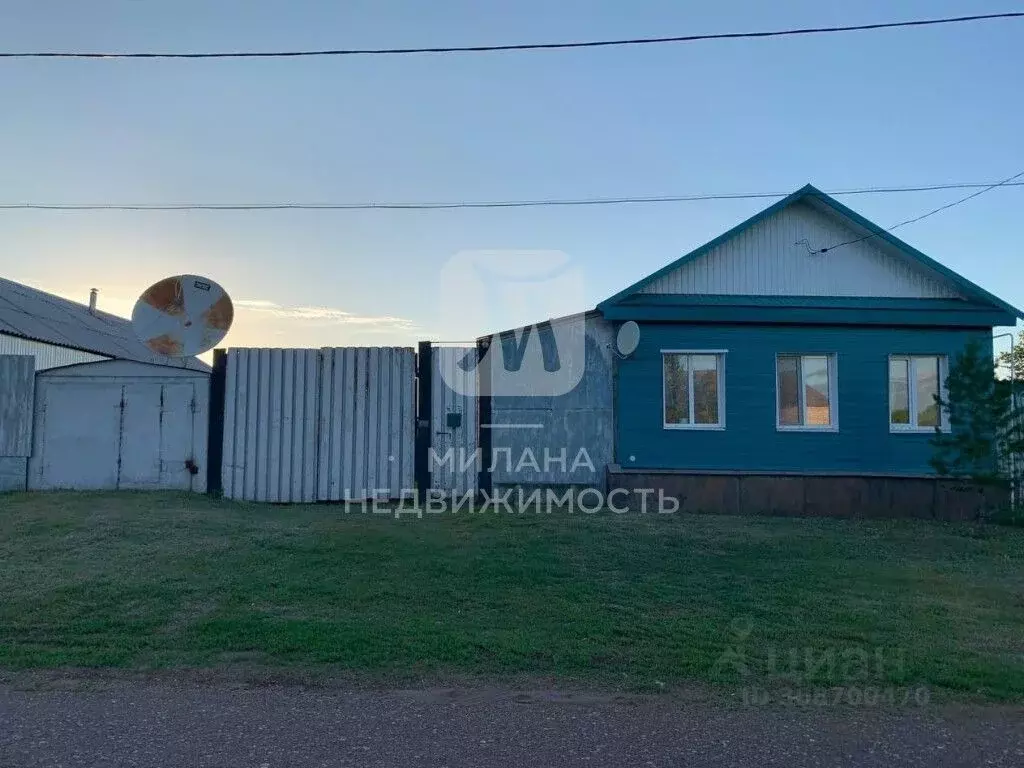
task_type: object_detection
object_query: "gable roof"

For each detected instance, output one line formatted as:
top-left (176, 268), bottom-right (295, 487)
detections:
top-left (598, 184), bottom-right (1023, 319)
top-left (0, 277), bottom-right (209, 370)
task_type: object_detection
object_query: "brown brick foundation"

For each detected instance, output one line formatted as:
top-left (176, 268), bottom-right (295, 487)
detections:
top-left (607, 471), bottom-right (1008, 521)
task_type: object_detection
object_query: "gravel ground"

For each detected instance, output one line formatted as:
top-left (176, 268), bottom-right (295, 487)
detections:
top-left (1, 681), bottom-right (1022, 767)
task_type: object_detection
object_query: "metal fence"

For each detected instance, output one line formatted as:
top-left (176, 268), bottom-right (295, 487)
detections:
top-left (220, 347), bottom-right (415, 502)
top-left (0, 354), bottom-right (34, 491)
top-left (999, 389), bottom-right (1024, 506)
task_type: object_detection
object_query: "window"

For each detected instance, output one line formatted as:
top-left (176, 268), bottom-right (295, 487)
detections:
top-left (663, 351), bottom-right (724, 428)
top-left (776, 354), bottom-right (836, 429)
top-left (890, 355), bottom-right (946, 431)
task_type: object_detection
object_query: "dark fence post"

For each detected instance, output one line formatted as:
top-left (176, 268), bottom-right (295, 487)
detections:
top-left (207, 348), bottom-right (227, 496)
top-left (415, 341), bottom-right (433, 504)
top-left (477, 336), bottom-right (493, 498)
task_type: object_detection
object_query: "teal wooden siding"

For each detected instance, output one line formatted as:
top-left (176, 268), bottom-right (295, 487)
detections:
top-left (615, 323), bottom-right (992, 474)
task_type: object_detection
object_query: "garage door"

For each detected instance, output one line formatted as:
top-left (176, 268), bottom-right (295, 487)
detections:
top-left (29, 380), bottom-right (202, 491)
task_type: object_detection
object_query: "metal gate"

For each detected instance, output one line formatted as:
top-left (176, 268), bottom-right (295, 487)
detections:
top-left (219, 347), bottom-right (415, 502)
top-left (410, 343), bottom-right (481, 497)
top-left (429, 346), bottom-right (479, 494)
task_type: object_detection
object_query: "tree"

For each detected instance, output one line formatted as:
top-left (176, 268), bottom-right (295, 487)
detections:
top-left (997, 334), bottom-right (1024, 381)
top-left (930, 340), bottom-right (1024, 487)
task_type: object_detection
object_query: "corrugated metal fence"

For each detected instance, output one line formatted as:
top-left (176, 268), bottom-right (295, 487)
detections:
top-left (1000, 389), bottom-right (1024, 506)
top-left (221, 347), bottom-right (415, 502)
top-left (0, 354), bottom-right (34, 491)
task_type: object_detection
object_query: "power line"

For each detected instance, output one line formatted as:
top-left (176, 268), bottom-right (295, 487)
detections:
top-left (2, 12), bottom-right (1021, 59)
top-left (807, 171), bottom-right (1024, 254)
top-left (1, 181), bottom-right (1023, 212)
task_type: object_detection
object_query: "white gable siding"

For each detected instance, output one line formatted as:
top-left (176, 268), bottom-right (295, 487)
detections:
top-left (639, 202), bottom-right (965, 299)
top-left (0, 333), bottom-right (107, 370)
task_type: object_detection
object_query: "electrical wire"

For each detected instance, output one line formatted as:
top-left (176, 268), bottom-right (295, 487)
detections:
top-left (1, 181), bottom-right (1023, 212)
top-left (2, 12), bottom-right (1021, 59)
top-left (807, 170), bottom-right (1024, 254)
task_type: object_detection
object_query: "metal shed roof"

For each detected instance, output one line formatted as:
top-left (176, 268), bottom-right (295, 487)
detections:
top-left (0, 277), bottom-right (209, 371)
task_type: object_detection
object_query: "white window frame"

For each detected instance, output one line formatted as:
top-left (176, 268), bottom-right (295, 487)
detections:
top-left (775, 353), bottom-right (839, 432)
top-left (661, 349), bottom-right (726, 430)
top-left (888, 354), bottom-right (950, 433)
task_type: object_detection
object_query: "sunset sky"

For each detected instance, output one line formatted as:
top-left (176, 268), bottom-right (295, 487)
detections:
top-left (1, 0), bottom-right (1020, 354)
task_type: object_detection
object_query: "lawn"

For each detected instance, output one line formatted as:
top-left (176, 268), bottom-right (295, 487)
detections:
top-left (0, 492), bottom-right (1022, 699)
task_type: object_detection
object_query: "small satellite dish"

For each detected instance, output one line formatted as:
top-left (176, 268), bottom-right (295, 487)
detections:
top-left (131, 275), bottom-right (233, 357)
top-left (615, 320), bottom-right (640, 357)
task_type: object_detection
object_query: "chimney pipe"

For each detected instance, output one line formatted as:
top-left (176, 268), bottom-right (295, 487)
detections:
top-left (88, 288), bottom-right (98, 314)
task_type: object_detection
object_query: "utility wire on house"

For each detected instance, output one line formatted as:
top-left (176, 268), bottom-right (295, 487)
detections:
top-left (1, 181), bottom-right (1023, 212)
top-left (805, 170), bottom-right (1024, 255)
top-left (1, 12), bottom-right (1021, 59)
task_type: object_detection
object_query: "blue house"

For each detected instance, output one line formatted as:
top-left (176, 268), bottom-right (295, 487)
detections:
top-left (485, 184), bottom-right (1021, 516)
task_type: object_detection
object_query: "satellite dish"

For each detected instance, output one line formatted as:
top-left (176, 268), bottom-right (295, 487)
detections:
top-left (131, 275), bottom-right (233, 357)
top-left (615, 320), bottom-right (640, 357)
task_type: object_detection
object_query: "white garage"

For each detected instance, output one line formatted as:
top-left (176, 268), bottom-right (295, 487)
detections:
top-left (27, 360), bottom-right (210, 492)
top-left (0, 276), bottom-right (210, 492)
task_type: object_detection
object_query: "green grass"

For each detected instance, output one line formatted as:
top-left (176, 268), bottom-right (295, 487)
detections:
top-left (991, 505), bottom-right (1024, 527)
top-left (0, 492), bottom-right (1022, 698)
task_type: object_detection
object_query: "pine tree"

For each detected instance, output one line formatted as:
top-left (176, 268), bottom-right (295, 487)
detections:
top-left (930, 340), bottom-right (1024, 487)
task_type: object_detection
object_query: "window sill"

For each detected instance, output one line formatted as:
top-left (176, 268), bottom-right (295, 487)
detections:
top-left (776, 425), bottom-right (838, 433)
top-left (890, 426), bottom-right (948, 434)
top-left (663, 423), bottom-right (726, 431)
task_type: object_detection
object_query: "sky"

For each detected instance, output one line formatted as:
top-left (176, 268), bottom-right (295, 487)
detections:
top-left (0, 1), bottom-right (1021, 355)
